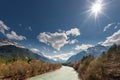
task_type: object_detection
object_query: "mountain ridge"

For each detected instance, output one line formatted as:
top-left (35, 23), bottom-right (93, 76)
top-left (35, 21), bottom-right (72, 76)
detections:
top-left (0, 38), bottom-right (56, 63)
top-left (67, 44), bottom-right (109, 62)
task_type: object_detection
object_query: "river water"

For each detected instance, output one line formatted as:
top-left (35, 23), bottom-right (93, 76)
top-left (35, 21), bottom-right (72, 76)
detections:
top-left (27, 66), bottom-right (80, 80)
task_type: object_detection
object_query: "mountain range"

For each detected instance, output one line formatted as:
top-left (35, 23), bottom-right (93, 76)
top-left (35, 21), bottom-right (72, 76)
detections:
top-left (0, 38), bottom-right (55, 63)
top-left (67, 44), bottom-right (109, 62)
top-left (0, 38), bottom-right (110, 63)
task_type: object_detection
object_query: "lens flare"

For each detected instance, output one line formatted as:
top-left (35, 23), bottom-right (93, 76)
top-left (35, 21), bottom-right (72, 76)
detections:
top-left (90, 0), bottom-right (103, 18)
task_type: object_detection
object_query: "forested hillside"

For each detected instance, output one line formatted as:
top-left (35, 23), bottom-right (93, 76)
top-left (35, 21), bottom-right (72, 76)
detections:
top-left (69, 44), bottom-right (120, 80)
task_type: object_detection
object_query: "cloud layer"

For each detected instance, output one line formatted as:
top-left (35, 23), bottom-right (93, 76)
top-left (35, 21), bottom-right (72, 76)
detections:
top-left (37, 32), bottom-right (68, 51)
top-left (37, 28), bottom-right (80, 50)
top-left (75, 44), bottom-right (93, 51)
top-left (45, 51), bottom-right (75, 61)
top-left (0, 20), bottom-right (26, 41)
top-left (6, 31), bottom-right (26, 40)
top-left (103, 22), bottom-right (120, 32)
top-left (102, 30), bottom-right (120, 46)
top-left (68, 39), bottom-right (78, 44)
top-left (30, 48), bottom-right (76, 61)
top-left (103, 23), bottom-right (115, 32)
top-left (0, 20), bottom-right (10, 34)
top-left (66, 28), bottom-right (80, 36)
top-left (30, 48), bottom-right (40, 53)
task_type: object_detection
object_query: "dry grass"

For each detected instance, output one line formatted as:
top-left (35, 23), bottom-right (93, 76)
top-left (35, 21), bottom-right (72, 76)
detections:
top-left (0, 59), bottom-right (61, 80)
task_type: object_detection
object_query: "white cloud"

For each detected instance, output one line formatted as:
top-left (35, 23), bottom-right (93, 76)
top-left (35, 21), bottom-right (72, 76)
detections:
top-left (0, 20), bottom-right (10, 34)
top-left (37, 32), bottom-right (68, 51)
top-left (0, 20), bottom-right (27, 41)
top-left (114, 22), bottom-right (120, 29)
top-left (102, 29), bottom-right (120, 46)
top-left (6, 31), bottom-right (26, 40)
top-left (75, 44), bottom-right (93, 51)
top-left (30, 48), bottom-right (44, 56)
top-left (68, 39), bottom-right (78, 44)
top-left (31, 48), bottom-right (72, 61)
top-left (45, 51), bottom-right (76, 61)
top-left (66, 28), bottom-right (80, 36)
top-left (98, 41), bottom-right (103, 45)
top-left (103, 23), bottom-right (115, 32)
top-left (31, 48), bottom-right (40, 53)
top-left (37, 28), bottom-right (80, 50)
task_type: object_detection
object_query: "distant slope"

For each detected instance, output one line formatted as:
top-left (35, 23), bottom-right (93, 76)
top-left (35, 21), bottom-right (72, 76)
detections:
top-left (0, 38), bottom-right (56, 63)
top-left (0, 45), bottom-right (55, 63)
top-left (67, 44), bottom-right (108, 62)
top-left (0, 45), bottom-right (33, 58)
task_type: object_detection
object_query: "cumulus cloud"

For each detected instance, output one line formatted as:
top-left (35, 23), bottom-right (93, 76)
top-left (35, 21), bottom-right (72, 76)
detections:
top-left (75, 44), bottom-right (93, 51)
top-left (37, 28), bottom-right (80, 50)
top-left (37, 32), bottom-right (68, 51)
top-left (102, 30), bottom-right (120, 46)
top-left (66, 28), bottom-right (80, 36)
top-left (45, 51), bottom-right (75, 61)
top-left (6, 31), bottom-right (26, 40)
top-left (103, 23), bottom-right (115, 32)
top-left (0, 20), bottom-right (27, 41)
top-left (68, 39), bottom-right (78, 44)
top-left (0, 20), bottom-right (10, 34)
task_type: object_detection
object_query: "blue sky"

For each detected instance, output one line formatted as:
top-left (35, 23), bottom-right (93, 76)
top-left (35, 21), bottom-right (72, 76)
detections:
top-left (0, 0), bottom-right (120, 61)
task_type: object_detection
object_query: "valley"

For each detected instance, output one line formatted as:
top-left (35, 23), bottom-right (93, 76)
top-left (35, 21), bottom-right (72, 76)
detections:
top-left (0, 0), bottom-right (120, 80)
top-left (0, 39), bottom-right (120, 80)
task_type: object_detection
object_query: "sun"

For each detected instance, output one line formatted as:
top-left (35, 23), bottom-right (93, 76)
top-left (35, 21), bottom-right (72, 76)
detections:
top-left (92, 3), bottom-right (102, 14)
top-left (90, 0), bottom-right (103, 18)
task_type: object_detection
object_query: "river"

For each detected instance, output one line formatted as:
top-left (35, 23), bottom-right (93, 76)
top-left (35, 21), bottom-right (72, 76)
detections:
top-left (27, 66), bottom-right (80, 80)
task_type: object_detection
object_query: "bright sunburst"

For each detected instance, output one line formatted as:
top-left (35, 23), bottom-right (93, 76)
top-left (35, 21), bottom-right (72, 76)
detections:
top-left (90, 0), bottom-right (103, 18)
top-left (91, 3), bottom-right (102, 14)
